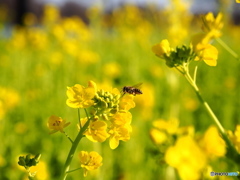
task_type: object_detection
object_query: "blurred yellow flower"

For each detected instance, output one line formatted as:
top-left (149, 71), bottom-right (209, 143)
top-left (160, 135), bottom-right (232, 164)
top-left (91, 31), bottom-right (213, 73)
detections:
top-left (134, 83), bottom-right (155, 120)
top-left (191, 33), bottom-right (212, 51)
top-left (9, 28), bottom-right (26, 49)
top-left (202, 12), bottom-right (223, 38)
top-left (228, 125), bottom-right (240, 153)
top-left (194, 44), bottom-right (218, 66)
top-left (29, 161), bottom-right (49, 180)
top-left (0, 155), bottom-right (6, 167)
top-left (0, 87), bottom-right (20, 119)
top-left (43, 5), bottom-right (60, 25)
top-left (165, 0), bottom-right (192, 46)
top-left (84, 120), bottom-right (109, 142)
top-left (79, 151), bottom-right (102, 177)
top-left (66, 82), bottom-right (97, 108)
top-left (200, 126), bottom-right (226, 158)
top-left (103, 62), bottom-right (121, 78)
top-left (77, 49), bottom-right (100, 64)
top-left (47, 115), bottom-right (70, 134)
top-left (152, 39), bottom-right (171, 58)
top-left (152, 118), bottom-right (179, 135)
top-left (165, 135), bottom-right (207, 180)
top-left (149, 128), bottom-right (167, 145)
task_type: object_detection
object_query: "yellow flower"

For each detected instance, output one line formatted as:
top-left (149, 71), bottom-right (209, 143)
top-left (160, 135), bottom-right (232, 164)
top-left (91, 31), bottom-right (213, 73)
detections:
top-left (0, 87), bottom-right (20, 119)
top-left (149, 128), bottom-right (167, 145)
top-left (108, 112), bottom-right (132, 149)
top-left (234, 125), bottom-right (240, 142)
top-left (66, 81), bottom-right (96, 108)
top-left (202, 12), bottom-right (223, 38)
top-left (165, 135), bottom-right (207, 180)
top-left (191, 33), bottom-right (212, 51)
top-left (84, 120), bottom-right (109, 142)
top-left (103, 62), bottom-right (121, 78)
top-left (111, 111), bottom-right (132, 126)
top-left (108, 124), bottom-right (132, 149)
top-left (228, 125), bottom-right (240, 153)
top-left (47, 115), bottom-right (70, 134)
top-left (200, 126), bottom-right (226, 158)
top-left (119, 95), bottom-right (135, 111)
top-left (152, 39), bottom-right (171, 58)
top-left (43, 5), bottom-right (60, 25)
top-left (152, 118), bottom-right (179, 134)
top-left (29, 161), bottom-right (49, 180)
top-left (134, 83), bottom-right (155, 119)
top-left (79, 151), bottom-right (102, 177)
top-left (194, 44), bottom-right (218, 66)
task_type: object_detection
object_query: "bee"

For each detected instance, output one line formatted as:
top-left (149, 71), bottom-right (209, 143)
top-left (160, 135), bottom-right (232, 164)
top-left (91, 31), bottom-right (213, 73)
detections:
top-left (122, 83), bottom-right (143, 96)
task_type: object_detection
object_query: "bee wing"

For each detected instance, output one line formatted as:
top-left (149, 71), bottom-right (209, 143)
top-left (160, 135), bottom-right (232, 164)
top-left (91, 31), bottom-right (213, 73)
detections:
top-left (132, 83), bottom-right (143, 89)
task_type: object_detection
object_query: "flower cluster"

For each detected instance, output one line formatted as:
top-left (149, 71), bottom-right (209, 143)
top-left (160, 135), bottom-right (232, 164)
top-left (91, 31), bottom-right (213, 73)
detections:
top-left (150, 119), bottom-right (226, 180)
top-left (201, 12), bottom-right (223, 39)
top-left (18, 154), bottom-right (43, 178)
top-left (48, 80), bottom-right (136, 177)
top-left (68, 81), bottom-right (135, 150)
top-left (152, 38), bottom-right (218, 68)
top-left (152, 12), bottom-right (224, 68)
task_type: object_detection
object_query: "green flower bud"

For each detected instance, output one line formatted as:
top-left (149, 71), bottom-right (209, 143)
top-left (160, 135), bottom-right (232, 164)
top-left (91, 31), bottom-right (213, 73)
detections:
top-left (165, 45), bottom-right (196, 68)
top-left (18, 156), bottom-right (26, 166)
top-left (92, 89), bottom-right (121, 120)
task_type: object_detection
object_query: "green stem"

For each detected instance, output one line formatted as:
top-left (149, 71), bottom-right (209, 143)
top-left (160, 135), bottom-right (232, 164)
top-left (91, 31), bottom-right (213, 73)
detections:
top-left (64, 131), bottom-right (73, 144)
top-left (182, 69), bottom-right (239, 160)
top-left (66, 167), bottom-right (82, 174)
top-left (61, 109), bottom-right (91, 180)
top-left (216, 38), bottom-right (239, 61)
top-left (78, 108), bottom-right (82, 129)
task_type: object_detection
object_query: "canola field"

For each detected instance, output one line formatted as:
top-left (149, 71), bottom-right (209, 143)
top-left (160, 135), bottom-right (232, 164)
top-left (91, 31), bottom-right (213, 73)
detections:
top-left (0, 2), bottom-right (240, 180)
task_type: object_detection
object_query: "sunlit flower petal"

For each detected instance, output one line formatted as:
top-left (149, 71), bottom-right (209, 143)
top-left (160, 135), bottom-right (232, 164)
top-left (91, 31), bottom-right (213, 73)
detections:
top-left (152, 39), bottom-right (171, 57)
top-left (47, 115), bottom-right (70, 134)
top-left (66, 82), bottom-right (96, 108)
top-left (79, 151), bottom-right (102, 177)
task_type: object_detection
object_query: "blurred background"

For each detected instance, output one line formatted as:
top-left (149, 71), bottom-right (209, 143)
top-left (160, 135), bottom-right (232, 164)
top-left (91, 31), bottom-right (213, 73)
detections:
top-left (0, 0), bottom-right (240, 179)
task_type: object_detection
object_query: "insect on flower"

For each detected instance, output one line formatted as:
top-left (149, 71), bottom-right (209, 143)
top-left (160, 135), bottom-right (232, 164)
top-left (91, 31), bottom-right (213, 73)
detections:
top-left (122, 83), bottom-right (143, 96)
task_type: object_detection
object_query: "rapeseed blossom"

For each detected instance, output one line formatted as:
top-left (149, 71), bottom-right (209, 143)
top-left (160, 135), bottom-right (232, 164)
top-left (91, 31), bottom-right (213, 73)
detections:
top-left (151, 39), bottom-right (171, 58)
top-left (66, 83), bottom-right (96, 108)
top-left (79, 151), bottom-right (102, 177)
top-left (0, 87), bottom-right (20, 119)
top-left (202, 12), bottom-right (223, 38)
top-left (200, 126), bottom-right (226, 158)
top-left (80, 118), bottom-right (109, 142)
top-left (66, 81), bottom-right (136, 149)
top-left (152, 38), bottom-right (218, 67)
top-left (47, 115), bottom-right (70, 134)
top-left (228, 125), bottom-right (240, 153)
top-left (165, 135), bottom-right (207, 180)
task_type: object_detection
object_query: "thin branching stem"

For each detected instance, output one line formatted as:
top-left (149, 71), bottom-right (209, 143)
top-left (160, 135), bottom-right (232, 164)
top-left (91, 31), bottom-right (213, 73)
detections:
top-left (64, 131), bottom-right (73, 144)
top-left (178, 65), bottom-right (240, 160)
top-left (78, 108), bottom-right (82, 128)
top-left (216, 37), bottom-right (239, 61)
top-left (61, 108), bottom-right (91, 180)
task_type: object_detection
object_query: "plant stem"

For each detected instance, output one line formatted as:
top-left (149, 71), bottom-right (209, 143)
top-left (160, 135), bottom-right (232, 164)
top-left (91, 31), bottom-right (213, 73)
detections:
top-left (182, 69), bottom-right (239, 160)
top-left (61, 109), bottom-right (91, 180)
top-left (216, 38), bottom-right (239, 61)
top-left (64, 131), bottom-right (73, 144)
